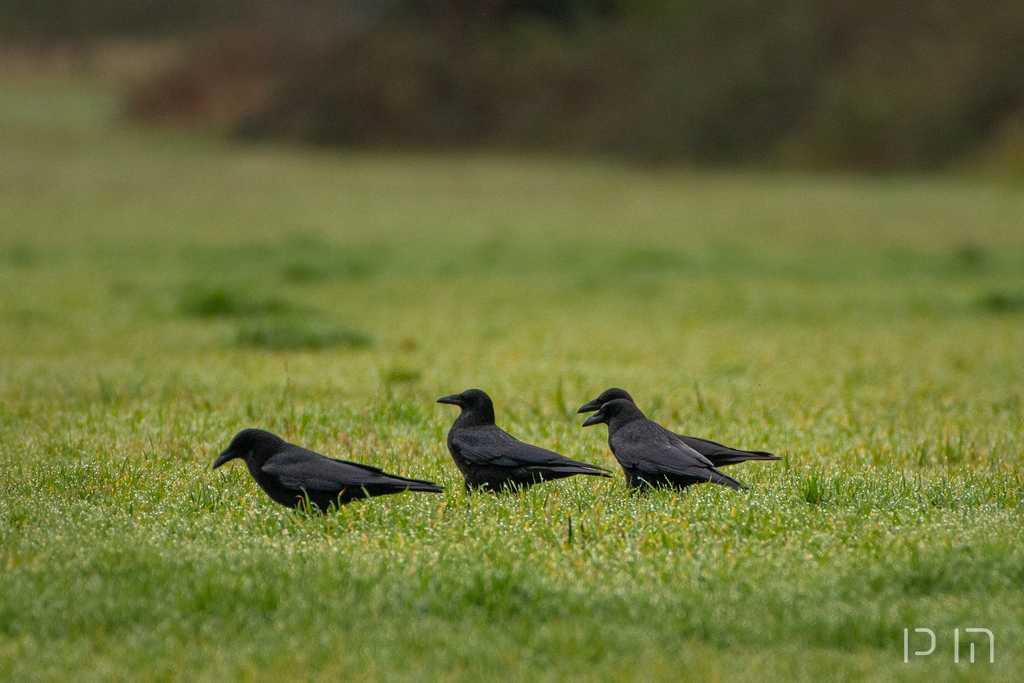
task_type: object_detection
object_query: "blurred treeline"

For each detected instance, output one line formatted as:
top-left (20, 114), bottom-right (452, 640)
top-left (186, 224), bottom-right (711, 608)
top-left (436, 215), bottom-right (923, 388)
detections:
top-left (6, 0), bottom-right (1024, 170)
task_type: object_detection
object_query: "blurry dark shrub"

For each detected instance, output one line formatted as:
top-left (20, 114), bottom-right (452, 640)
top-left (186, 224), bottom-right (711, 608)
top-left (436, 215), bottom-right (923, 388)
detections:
top-left (236, 318), bottom-right (372, 350)
top-left (179, 283), bottom-right (294, 317)
top-left (381, 366), bottom-right (422, 385)
top-left (5, 244), bottom-right (38, 267)
top-left (125, 23), bottom-right (320, 128)
top-left (780, 0), bottom-right (1024, 169)
top-left (0, 0), bottom-right (252, 40)
top-left (122, 0), bottom-right (1024, 170)
top-left (978, 292), bottom-right (1024, 314)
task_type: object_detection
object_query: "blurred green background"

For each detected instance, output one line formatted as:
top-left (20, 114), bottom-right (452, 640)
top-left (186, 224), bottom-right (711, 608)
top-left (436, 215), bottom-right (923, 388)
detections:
top-left (2, 3), bottom-right (1024, 682)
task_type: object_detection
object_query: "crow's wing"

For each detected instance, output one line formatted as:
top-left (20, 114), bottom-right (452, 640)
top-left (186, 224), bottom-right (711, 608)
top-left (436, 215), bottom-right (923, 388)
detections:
top-left (613, 421), bottom-right (719, 474)
top-left (644, 424), bottom-right (718, 468)
top-left (262, 448), bottom-right (412, 491)
top-left (611, 421), bottom-right (745, 490)
top-left (453, 426), bottom-right (607, 472)
top-left (622, 444), bottom-right (718, 481)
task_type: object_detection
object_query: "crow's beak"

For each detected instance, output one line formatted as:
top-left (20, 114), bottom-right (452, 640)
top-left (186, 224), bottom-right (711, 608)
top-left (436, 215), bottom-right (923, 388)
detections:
top-left (577, 398), bottom-right (602, 414)
top-left (212, 448), bottom-right (236, 470)
top-left (581, 412), bottom-right (604, 428)
top-left (436, 394), bottom-right (462, 406)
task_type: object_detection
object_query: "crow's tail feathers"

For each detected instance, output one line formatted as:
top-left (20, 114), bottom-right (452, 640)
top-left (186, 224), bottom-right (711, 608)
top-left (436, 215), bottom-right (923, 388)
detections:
top-left (533, 463), bottom-right (612, 480)
top-left (712, 450), bottom-right (780, 467)
top-left (564, 462), bottom-right (613, 478)
top-left (389, 474), bottom-right (445, 493)
top-left (710, 469), bottom-right (747, 491)
top-left (575, 467), bottom-right (613, 478)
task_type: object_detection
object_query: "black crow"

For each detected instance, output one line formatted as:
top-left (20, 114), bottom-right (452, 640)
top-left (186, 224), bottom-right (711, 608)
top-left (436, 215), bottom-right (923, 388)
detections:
top-left (582, 398), bottom-right (745, 491)
top-left (578, 387), bottom-right (778, 467)
top-left (213, 428), bottom-right (443, 511)
top-left (437, 388), bottom-right (611, 492)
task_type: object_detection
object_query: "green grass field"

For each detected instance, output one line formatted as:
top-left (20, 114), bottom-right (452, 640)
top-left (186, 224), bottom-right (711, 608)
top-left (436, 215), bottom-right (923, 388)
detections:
top-left (1, 77), bottom-right (1023, 682)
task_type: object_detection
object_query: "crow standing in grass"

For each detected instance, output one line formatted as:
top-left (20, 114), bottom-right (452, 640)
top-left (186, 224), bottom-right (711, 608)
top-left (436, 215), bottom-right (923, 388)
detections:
top-left (582, 399), bottom-right (746, 491)
top-left (213, 428), bottom-right (443, 511)
top-left (578, 388), bottom-right (778, 467)
top-left (437, 388), bottom-right (611, 492)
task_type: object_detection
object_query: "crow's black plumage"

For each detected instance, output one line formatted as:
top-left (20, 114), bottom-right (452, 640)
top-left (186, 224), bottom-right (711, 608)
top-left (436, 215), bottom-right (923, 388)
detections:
top-left (582, 399), bottom-right (746, 491)
top-left (578, 387), bottom-right (778, 467)
top-left (437, 388), bottom-right (611, 492)
top-left (213, 428), bottom-right (443, 511)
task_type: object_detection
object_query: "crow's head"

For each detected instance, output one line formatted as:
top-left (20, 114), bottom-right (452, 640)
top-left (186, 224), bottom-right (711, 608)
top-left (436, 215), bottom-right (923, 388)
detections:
top-left (436, 388), bottom-right (496, 424)
top-left (436, 388), bottom-right (492, 410)
top-left (213, 428), bottom-right (286, 469)
top-left (577, 387), bottom-right (634, 414)
top-left (581, 398), bottom-right (644, 429)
